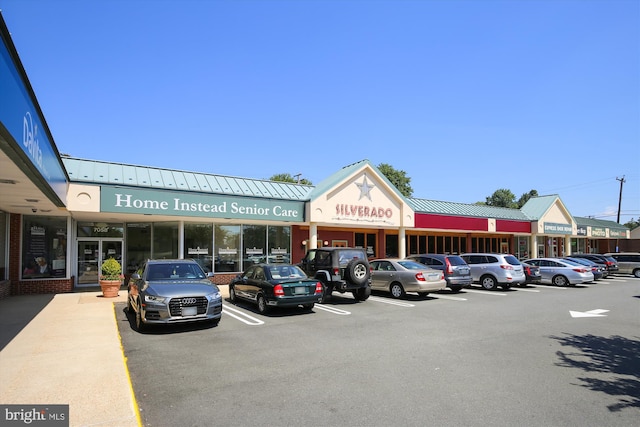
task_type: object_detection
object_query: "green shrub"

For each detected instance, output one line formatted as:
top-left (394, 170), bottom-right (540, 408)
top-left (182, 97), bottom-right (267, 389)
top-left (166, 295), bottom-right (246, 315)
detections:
top-left (101, 257), bottom-right (123, 281)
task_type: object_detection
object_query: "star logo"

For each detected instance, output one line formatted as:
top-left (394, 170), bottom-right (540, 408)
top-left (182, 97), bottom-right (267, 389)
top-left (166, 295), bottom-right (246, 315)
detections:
top-left (355, 176), bottom-right (375, 201)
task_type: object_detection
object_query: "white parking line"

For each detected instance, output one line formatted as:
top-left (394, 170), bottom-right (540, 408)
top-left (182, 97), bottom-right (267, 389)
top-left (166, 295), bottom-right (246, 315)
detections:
top-left (433, 294), bottom-right (468, 301)
top-left (530, 285), bottom-right (567, 290)
top-left (464, 289), bottom-right (508, 296)
top-left (368, 296), bottom-right (415, 307)
top-left (315, 304), bottom-right (352, 315)
top-left (513, 287), bottom-right (541, 292)
top-left (222, 305), bottom-right (265, 325)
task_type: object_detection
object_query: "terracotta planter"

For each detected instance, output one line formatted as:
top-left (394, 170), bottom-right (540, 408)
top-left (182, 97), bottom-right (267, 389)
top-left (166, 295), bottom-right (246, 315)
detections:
top-left (100, 280), bottom-right (121, 298)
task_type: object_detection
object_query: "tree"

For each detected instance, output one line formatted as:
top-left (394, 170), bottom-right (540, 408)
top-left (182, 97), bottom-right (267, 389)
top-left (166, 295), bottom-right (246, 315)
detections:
top-left (377, 163), bottom-right (413, 197)
top-left (517, 190), bottom-right (538, 208)
top-left (485, 189), bottom-right (517, 208)
top-left (269, 173), bottom-right (313, 185)
top-left (624, 218), bottom-right (640, 230)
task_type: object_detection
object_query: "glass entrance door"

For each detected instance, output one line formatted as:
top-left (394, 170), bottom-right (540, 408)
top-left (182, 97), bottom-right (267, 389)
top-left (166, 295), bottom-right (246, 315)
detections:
top-left (77, 240), bottom-right (123, 286)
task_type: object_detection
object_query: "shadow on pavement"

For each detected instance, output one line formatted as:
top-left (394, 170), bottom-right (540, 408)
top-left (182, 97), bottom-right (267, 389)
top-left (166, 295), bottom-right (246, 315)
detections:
top-left (0, 294), bottom-right (55, 351)
top-left (550, 332), bottom-right (640, 412)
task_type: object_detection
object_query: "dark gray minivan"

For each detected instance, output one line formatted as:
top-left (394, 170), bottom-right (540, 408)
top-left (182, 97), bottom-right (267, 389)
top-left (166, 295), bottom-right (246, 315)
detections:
top-left (406, 254), bottom-right (472, 292)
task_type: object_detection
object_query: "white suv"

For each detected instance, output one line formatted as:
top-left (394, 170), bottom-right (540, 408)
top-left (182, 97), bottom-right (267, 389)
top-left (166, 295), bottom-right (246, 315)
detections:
top-left (460, 253), bottom-right (526, 290)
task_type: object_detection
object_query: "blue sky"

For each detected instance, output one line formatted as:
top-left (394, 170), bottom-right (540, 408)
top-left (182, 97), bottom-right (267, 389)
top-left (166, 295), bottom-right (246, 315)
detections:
top-left (2, 0), bottom-right (639, 224)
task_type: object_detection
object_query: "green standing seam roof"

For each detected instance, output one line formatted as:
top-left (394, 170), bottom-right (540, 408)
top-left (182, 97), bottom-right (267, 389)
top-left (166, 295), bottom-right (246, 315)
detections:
top-left (408, 198), bottom-right (531, 221)
top-left (520, 194), bottom-right (560, 220)
top-left (573, 216), bottom-right (629, 232)
top-left (62, 157), bottom-right (314, 201)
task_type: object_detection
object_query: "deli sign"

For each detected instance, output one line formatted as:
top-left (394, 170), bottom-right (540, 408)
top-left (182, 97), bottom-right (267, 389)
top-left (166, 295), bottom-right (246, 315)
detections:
top-left (101, 187), bottom-right (304, 222)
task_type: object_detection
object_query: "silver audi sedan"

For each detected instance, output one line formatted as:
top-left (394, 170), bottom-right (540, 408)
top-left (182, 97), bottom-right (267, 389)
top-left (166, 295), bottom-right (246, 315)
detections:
top-left (127, 259), bottom-right (223, 331)
top-left (370, 258), bottom-right (446, 298)
top-left (522, 258), bottom-right (594, 286)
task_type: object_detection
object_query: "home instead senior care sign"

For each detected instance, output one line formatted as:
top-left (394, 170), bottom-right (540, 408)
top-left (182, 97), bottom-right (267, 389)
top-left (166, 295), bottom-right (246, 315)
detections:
top-left (100, 187), bottom-right (304, 221)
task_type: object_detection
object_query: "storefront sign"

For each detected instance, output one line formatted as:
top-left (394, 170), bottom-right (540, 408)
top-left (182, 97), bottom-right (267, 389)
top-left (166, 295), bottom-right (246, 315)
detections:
top-left (543, 222), bottom-right (572, 234)
top-left (576, 226), bottom-right (587, 236)
top-left (100, 187), bottom-right (304, 222)
top-left (0, 38), bottom-right (67, 203)
top-left (591, 227), bottom-right (606, 237)
top-left (609, 229), bottom-right (627, 238)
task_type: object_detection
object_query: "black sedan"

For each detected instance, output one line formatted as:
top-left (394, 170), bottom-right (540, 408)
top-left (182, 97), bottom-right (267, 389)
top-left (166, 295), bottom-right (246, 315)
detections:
top-left (229, 264), bottom-right (323, 313)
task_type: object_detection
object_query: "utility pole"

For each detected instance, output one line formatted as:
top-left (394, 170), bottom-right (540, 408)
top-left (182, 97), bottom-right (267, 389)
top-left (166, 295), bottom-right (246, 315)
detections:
top-left (616, 175), bottom-right (626, 223)
top-left (293, 173), bottom-right (302, 184)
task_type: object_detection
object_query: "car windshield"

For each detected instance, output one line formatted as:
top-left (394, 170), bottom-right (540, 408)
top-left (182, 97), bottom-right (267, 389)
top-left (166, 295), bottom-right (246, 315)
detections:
top-left (147, 263), bottom-right (206, 280)
top-left (268, 265), bottom-right (307, 279)
top-left (398, 260), bottom-right (429, 270)
top-left (504, 255), bottom-right (521, 265)
top-left (446, 256), bottom-right (467, 266)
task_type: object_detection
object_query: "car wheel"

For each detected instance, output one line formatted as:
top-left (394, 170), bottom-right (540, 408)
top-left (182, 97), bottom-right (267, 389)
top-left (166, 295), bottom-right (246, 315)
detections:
top-left (634, 269), bottom-right (640, 278)
top-left (135, 299), bottom-right (145, 332)
top-left (417, 292), bottom-right (429, 298)
top-left (552, 275), bottom-right (568, 287)
top-left (257, 294), bottom-right (269, 314)
top-left (353, 286), bottom-right (371, 301)
top-left (480, 275), bottom-right (497, 290)
top-left (302, 303), bottom-right (314, 311)
top-left (448, 286), bottom-right (462, 293)
top-left (229, 285), bottom-right (237, 303)
top-left (126, 295), bottom-right (133, 312)
top-left (390, 282), bottom-right (405, 299)
top-left (346, 259), bottom-right (371, 286)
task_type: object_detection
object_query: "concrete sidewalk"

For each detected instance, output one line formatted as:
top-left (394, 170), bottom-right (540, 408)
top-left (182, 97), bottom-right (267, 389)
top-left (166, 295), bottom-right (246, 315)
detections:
top-left (0, 291), bottom-right (140, 427)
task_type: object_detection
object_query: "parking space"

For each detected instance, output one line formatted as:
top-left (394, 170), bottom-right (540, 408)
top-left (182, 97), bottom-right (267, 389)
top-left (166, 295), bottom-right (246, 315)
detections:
top-left (118, 276), bottom-right (639, 427)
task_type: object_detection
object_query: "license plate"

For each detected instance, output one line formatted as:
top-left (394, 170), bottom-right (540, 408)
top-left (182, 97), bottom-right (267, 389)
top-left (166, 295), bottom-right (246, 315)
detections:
top-left (182, 306), bottom-right (197, 316)
top-left (427, 274), bottom-right (439, 280)
top-left (294, 286), bottom-right (307, 294)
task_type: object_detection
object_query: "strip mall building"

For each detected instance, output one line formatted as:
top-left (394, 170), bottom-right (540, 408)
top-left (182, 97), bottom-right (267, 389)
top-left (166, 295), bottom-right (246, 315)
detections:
top-left (0, 14), bottom-right (631, 298)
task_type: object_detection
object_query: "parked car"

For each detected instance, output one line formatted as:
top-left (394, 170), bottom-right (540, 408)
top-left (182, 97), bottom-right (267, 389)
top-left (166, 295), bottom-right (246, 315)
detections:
top-left (298, 247), bottom-right (371, 302)
top-left (370, 258), bottom-right (446, 298)
top-left (605, 252), bottom-right (640, 278)
top-left (570, 254), bottom-right (619, 274)
top-left (127, 259), bottom-right (223, 331)
top-left (564, 257), bottom-right (605, 280)
top-left (229, 264), bottom-right (323, 313)
top-left (405, 254), bottom-right (472, 292)
top-left (521, 262), bottom-right (542, 285)
top-left (522, 258), bottom-right (594, 286)
top-left (459, 253), bottom-right (526, 290)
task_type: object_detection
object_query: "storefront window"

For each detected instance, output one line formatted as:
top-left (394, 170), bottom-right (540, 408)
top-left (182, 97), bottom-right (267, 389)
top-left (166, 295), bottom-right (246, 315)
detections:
top-left (22, 215), bottom-right (67, 279)
top-left (268, 225), bottom-right (291, 263)
top-left (126, 223), bottom-right (151, 274)
top-left (184, 223), bottom-right (213, 272)
top-left (242, 225), bottom-right (266, 270)
top-left (153, 222), bottom-right (178, 259)
top-left (215, 225), bottom-right (240, 272)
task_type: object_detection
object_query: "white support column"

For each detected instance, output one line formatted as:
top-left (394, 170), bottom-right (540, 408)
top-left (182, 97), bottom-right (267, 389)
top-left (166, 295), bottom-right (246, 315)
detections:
top-left (531, 236), bottom-right (538, 259)
top-left (309, 223), bottom-right (318, 249)
top-left (178, 220), bottom-right (184, 259)
top-left (399, 227), bottom-right (406, 259)
top-left (565, 236), bottom-right (571, 256)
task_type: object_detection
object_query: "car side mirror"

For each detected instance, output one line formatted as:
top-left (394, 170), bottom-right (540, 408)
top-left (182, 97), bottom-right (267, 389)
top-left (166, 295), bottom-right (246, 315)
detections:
top-left (206, 272), bottom-right (214, 278)
top-left (131, 273), bottom-right (141, 280)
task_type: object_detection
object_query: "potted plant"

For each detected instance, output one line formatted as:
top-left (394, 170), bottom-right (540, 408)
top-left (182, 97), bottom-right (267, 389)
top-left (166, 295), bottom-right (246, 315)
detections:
top-left (100, 257), bottom-right (123, 298)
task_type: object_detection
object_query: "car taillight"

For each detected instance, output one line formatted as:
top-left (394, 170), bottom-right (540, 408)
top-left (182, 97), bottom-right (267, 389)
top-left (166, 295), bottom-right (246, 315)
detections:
top-left (332, 267), bottom-right (340, 276)
top-left (274, 284), bottom-right (285, 297)
top-left (525, 266), bottom-right (531, 274)
top-left (500, 265), bottom-right (513, 270)
top-left (573, 268), bottom-right (587, 273)
top-left (314, 282), bottom-right (323, 294)
top-left (606, 261), bottom-right (614, 266)
top-left (445, 258), bottom-right (453, 274)
top-left (415, 272), bottom-right (426, 281)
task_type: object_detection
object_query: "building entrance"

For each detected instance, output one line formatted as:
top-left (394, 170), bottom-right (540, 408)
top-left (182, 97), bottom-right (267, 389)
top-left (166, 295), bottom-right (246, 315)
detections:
top-left (77, 239), bottom-right (123, 286)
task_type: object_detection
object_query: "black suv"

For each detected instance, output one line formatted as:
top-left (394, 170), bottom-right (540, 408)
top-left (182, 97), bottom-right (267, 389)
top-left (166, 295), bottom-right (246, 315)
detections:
top-left (298, 247), bottom-right (371, 303)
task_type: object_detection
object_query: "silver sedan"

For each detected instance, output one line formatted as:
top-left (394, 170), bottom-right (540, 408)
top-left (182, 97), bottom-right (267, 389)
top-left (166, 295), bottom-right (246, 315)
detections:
top-left (522, 258), bottom-right (594, 286)
top-left (370, 258), bottom-right (446, 298)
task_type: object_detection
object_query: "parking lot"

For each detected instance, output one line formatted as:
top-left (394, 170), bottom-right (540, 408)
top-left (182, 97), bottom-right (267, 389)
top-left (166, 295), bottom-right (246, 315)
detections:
top-left (117, 276), bottom-right (639, 427)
